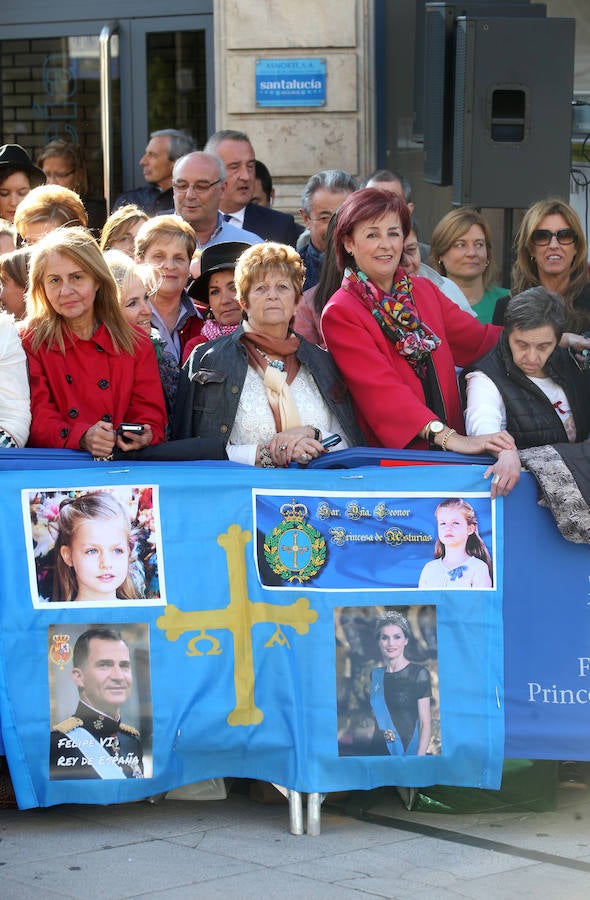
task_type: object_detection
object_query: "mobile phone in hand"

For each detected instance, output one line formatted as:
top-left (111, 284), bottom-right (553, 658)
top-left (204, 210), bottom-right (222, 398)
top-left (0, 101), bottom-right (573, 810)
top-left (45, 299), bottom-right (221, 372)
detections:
top-left (117, 423), bottom-right (145, 437)
top-left (321, 433), bottom-right (342, 449)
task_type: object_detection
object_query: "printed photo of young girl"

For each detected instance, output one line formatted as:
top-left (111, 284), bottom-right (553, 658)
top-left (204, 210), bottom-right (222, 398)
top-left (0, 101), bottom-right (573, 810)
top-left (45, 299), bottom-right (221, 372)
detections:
top-left (53, 493), bottom-right (137, 603)
top-left (23, 485), bottom-right (165, 606)
top-left (418, 498), bottom-right (493, 590)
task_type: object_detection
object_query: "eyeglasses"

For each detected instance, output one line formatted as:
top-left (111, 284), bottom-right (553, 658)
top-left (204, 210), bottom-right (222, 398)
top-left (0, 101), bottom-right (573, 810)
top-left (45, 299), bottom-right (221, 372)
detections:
top-left (531, 228), bottom-right (577, 246)
top-left (173, 178), bottom-right (222, 195)
top-left (43, 170), bottom-right (75, 181)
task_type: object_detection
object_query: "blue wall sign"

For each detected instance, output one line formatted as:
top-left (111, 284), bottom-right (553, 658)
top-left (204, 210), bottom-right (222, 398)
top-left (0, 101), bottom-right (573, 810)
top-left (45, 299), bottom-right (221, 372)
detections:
top-left (256, 58), bottom-right (326, 107)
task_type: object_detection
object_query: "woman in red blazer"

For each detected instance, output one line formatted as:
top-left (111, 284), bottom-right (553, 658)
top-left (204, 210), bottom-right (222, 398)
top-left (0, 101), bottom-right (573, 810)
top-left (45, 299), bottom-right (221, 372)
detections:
top-left (321, 188), bottom-right (515, 455)
top-left (22, 226), bottom-right (166, 457)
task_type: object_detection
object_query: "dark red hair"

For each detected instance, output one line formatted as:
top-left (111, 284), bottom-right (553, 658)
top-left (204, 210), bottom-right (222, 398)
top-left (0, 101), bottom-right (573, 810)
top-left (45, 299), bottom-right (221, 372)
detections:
top-left (333, 187), bottom-right (411, 271)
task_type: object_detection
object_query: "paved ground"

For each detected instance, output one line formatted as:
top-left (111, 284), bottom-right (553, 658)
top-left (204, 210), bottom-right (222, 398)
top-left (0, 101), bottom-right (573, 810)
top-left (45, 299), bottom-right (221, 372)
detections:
top-left (0, 774), bottom-right (589, 899)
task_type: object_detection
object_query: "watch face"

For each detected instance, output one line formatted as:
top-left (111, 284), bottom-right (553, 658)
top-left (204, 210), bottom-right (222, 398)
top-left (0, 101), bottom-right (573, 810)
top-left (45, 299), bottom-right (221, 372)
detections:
top-left (429, 421), bottom-right (444, 435)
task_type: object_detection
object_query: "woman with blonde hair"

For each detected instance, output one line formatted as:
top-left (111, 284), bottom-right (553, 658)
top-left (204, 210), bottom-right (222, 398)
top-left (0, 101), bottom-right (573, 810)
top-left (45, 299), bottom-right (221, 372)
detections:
top-left (502, 198), bottom-right (590, 333)
top-left (134, 214), bottom-right (202, 367)
top-left (104, 249), bottom-right (177, 421)
top-left (173, 241), bottom-right (363, 465)
top-left (100, 203), bottom-right (149, 257)
top-left (428, 207), bottom-right (508, 323)
top-left (13, 184), bottom-right (88, 245)
top-left (22, 226), bottom-right (166, 455)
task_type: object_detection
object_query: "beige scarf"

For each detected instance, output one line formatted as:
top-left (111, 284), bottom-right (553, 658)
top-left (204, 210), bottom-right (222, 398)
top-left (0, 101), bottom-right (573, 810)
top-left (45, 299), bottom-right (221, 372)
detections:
top-left (241, 328), bottom-right (302, 432)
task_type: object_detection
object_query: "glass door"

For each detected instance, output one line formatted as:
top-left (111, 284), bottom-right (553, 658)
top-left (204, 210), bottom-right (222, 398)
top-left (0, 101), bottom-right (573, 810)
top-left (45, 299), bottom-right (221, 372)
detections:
top-left (122, 16), bottom-right (214, 206)
top-left (0, 23), bottom-right (120, 212)
top-left (0, 13), bottom-right (213, 216)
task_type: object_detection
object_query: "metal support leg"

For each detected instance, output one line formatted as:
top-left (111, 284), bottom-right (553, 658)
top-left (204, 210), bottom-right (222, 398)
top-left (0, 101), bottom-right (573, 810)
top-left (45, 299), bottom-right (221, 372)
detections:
top-left (306, 792), bottom-right (323, 835)
top-left (287, 789), bottom-right (304, 835)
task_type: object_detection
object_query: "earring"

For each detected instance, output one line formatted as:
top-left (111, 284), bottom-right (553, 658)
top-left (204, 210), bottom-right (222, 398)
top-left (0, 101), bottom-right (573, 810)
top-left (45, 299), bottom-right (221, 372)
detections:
top-left (485, 260), bottom-right (489, 268)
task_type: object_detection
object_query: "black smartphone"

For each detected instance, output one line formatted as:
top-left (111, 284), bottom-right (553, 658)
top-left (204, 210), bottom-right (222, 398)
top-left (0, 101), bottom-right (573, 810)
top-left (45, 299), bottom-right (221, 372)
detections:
top-left (117, 423), bottom-right (145, 436)
top-left (321, 433), bottom-right (342, 449)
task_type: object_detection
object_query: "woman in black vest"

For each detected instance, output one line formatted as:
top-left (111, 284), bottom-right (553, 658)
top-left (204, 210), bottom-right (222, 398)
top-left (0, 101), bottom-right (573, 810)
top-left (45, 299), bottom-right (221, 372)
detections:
top-left (461, 286), bottom-right (590, 497)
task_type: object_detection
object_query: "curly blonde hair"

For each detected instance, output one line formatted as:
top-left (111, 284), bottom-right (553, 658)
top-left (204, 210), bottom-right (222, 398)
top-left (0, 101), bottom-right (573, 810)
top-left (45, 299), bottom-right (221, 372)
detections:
top-left (234, 242), bottom-right (305, 308)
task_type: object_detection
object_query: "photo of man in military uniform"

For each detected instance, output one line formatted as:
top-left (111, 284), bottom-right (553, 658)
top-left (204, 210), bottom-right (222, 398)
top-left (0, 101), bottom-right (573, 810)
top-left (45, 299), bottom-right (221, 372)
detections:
top-left (50, 627), bottom-right (146, 780)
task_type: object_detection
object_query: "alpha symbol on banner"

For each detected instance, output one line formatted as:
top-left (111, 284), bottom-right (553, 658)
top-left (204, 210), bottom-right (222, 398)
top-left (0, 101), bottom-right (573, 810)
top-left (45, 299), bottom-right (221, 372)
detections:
top-left (156, 524), bottom-right (318, 726)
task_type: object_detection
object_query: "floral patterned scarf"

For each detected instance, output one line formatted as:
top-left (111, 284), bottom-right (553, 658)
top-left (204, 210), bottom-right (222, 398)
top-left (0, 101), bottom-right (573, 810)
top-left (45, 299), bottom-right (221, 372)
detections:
top-left (343, 267), bottom-right (441, 377)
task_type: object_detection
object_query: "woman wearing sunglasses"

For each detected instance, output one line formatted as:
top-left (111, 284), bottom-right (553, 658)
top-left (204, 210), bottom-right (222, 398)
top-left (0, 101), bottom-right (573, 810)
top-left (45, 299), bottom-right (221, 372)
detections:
top-left (494, 199), bottom-right (590, 333)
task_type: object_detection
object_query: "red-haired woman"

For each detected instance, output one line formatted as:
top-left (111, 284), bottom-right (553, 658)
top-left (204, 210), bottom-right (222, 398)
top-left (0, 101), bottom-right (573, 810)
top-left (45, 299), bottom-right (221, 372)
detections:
top-left (321, 188), bottom-right (515, 456)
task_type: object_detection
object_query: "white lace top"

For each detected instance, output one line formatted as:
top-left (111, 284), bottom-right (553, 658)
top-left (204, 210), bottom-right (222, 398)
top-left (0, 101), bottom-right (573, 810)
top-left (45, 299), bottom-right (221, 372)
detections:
top-left (227, 363), bottom-right (346, 464)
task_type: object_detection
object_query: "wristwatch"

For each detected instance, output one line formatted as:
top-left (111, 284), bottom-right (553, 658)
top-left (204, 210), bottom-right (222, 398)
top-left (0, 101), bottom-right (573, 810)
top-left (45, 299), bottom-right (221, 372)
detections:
top-left (425, 420), bottom-right (445, 446)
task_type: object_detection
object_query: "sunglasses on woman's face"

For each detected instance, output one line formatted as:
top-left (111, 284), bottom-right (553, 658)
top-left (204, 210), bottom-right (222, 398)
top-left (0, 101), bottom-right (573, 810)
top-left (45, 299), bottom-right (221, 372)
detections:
top-left (531, 228), bottom-right (577, 246)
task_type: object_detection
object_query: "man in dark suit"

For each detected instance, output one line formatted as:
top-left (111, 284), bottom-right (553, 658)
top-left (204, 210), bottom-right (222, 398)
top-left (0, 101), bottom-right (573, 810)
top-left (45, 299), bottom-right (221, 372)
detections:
top-left (204, 130), bottom-right (303, 247)
top-left (50, 628), bottom-right (144, 780)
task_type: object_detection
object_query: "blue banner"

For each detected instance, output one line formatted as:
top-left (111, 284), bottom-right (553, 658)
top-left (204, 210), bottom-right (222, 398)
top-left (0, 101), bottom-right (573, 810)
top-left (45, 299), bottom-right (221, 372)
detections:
top-left (502, 472), bottom-right (590, 760)
top-left (0, 453), bottom-right (505, 808)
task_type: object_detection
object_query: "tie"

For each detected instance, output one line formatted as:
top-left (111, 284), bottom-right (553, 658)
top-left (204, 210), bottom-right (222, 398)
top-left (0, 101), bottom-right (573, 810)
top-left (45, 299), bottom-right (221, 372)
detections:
top-left (223, 213), bottom-right (232, 223)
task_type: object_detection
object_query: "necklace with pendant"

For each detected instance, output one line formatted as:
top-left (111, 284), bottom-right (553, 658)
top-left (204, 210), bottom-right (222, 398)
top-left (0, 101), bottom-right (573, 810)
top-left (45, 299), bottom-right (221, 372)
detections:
top-left (256, 347), bottom-right (285, 371)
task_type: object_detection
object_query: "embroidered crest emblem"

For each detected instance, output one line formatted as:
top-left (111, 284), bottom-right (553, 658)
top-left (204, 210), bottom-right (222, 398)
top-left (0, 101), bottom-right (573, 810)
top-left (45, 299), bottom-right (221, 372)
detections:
top-left (264, 498), bottom-right (326, 583)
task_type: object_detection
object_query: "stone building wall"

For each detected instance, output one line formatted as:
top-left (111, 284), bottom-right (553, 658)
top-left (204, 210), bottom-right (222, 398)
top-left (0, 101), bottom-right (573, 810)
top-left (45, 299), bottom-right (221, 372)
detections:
top-left (213, 0), bottom-right (374, 216)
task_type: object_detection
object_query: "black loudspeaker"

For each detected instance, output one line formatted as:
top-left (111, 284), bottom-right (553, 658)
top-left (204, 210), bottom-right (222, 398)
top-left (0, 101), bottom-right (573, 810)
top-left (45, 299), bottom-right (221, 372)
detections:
top-left (453, 16), bottom-right (575, 207)
top-left (422, 2), bottom-right (547, 185)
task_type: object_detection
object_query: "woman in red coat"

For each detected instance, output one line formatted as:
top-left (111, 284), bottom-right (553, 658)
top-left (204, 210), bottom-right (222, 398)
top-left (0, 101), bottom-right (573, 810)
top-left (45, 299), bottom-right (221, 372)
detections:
top-left (22, 226), bottom-right (166, 457)
top-left (321, 188), bottom-right (515, 455)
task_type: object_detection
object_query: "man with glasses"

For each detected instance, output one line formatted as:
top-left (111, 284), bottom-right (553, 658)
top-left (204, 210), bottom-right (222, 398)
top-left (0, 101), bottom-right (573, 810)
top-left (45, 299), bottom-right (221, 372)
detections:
top-left (299, 169), bottom-right (358, 291)
top-left (171, 151), bottom-right (262, 251)
top-left (113, 129), bottom-right (195, 216)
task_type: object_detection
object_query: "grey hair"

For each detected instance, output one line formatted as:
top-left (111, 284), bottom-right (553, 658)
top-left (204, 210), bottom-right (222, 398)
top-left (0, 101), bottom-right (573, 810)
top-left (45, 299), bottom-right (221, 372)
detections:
top-left (375, 610), bottom-right (410, 640)
top-left (172, 151), bottom-right (226, 183)
top-left (504, 286), bottom-right (566, 341)
top-left (150, 129), bottom-right (196, 161)
top-left (300, 169), bottom-right (358, 214)
top-left (204, 129), bottom-right (252, 155)
top-left (364, 168), bottom-right (412, 203)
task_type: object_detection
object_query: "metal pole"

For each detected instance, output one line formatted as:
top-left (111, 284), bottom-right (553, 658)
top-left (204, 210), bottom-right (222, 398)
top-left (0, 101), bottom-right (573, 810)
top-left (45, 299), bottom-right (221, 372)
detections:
top-left (306, 792), bottom-right (323, 836)
top-left (287, 790), bottom-right (304, 835)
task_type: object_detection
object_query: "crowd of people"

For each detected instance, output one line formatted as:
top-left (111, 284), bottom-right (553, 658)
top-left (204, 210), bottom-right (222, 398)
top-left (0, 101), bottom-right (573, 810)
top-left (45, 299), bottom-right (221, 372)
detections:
top-left (1, 135), bottom-right (589, 480)
top-left (0, 131), bottom-right (589, 791)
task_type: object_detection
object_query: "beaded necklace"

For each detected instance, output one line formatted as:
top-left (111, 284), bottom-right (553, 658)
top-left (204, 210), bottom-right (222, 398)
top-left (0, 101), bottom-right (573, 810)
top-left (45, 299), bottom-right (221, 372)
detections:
top-left (256, 346), bottom-right (285, 371)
